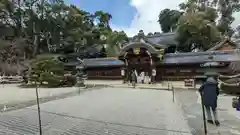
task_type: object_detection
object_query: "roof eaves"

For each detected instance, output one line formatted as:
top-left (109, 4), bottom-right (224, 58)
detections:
top-left (164, 50), bottom-right (235, 57)
top-left (207, 39), bottom-right (236, 51)
top-left (143, 37), bottom-right (168, 49)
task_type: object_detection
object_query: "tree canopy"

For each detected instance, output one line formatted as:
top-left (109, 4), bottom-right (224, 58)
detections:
top-left (0, 0), bottom-right (128, 74)
top-left (158, 9), bottom-right (183, 33)
top-left (158, 0), bottom-right (240, 52)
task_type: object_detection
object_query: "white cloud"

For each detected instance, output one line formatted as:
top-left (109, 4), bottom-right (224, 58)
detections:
top-left (232, 12), bottom-right (240, 29)
top-left (112, 0), bottom-right (185, 37)
top-left (112, 0), bottom-right (240, 36)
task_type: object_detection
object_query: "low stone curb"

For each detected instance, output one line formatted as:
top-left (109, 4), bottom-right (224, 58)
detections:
top-left (106, 85), bottom-right (171, 90)
top-left (103, 84), bottom-right (198, 91)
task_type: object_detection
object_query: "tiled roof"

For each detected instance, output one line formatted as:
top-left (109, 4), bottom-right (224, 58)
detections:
top-left (163, 51), bottom-right (240, 64)
top-left (83, 58), bottom-right (124, 68)
top-left (232, 38), bottom-right (240, 48)
top-left (145, 32), bottom-right (178, 48)
top-left (64, 51), bottom-right (240, 68)
top-left (65, 44), bottom-right (105, 58)
top-left (127, 32), bottom-right (178, 49)
top-left (63, 58), bottom-right (124, 68)
top-left (207, 39), bottom-right (236, 51)
top-left (118, 42), bottom-right (159, 56)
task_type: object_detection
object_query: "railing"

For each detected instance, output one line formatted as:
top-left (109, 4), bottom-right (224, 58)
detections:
top-left (0, 76), bottom-right (23, 84)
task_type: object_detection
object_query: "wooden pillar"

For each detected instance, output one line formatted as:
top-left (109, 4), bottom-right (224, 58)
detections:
top-left (121, 68), bottom-right (126, 84)
top-left (150, 57), bottom-right (156, 84)
top-left (123, 52), bottom-right (129, 83)
top-left (145, 50), bottom-right (155, 84)
top-left (152, 66), bottom-right (156, 84)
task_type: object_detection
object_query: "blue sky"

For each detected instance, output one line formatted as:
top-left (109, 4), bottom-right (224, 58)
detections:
top-left (65, 0), bottom-right (137, 28)
top-left (65, 0), bottom-right (240, 36)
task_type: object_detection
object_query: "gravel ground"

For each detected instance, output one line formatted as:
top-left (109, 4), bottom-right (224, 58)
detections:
top-left (175, 89), bottom-right (240, 135)
top-left (0, 87), bottom-right (192, 135)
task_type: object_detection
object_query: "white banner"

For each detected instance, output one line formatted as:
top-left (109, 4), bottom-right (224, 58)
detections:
top-left (152, 69), bottom-right (156, 76)
top-left (121, 70), bottom-right (125, 76)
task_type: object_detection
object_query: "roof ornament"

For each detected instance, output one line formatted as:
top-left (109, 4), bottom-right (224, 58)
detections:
top-left (201, 52), bottom-right (222, 68)
top-left (138, 30), bottom-right (145, 37)
top-left (140, 39), bottom-right (145, 43)
top-left (208, 53), bottom-right (214, 61)
top-left (77, 57), bottom-right (84, 64)
top-left (137, 30), bottom-right (145, 42)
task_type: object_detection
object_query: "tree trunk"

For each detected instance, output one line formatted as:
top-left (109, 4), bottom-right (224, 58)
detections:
top-left (32, 22), bottom-right (39, 56)
top-left (47, 32), bottom-right (52, 52)
top-left (17, 0), bottom-right (22, 37)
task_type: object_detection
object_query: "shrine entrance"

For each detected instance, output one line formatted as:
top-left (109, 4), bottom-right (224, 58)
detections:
top-left (118, 42), bottom-right (159, 84)
top-left (125, 48), bottom-right (151, 76)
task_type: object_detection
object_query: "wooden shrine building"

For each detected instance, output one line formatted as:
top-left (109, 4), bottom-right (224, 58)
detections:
top-left (61, 31), bottom-right (240, 83)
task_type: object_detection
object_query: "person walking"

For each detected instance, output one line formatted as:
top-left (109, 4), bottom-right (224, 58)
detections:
top-left (199, 76), bottom-right (220, 126)
top-left (131, 69), bottom-right (137, 87)
top-left (236, 96), bottom-right (240, 111)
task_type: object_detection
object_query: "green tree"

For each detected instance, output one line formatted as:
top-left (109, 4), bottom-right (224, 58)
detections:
top-left (106, 31), bottom-right (128, 57)
top-left (30, 56), bottom-right (64, 87)
top-left (94, 11), bottom-right (112, 29)
top-left (158, 9), bottom-right (183, 33)
top-left (0, 0), bottom-right (127, 63)
top-left (179, 0), bottom-right (240, 37)
top-left (213, 0), bottom-right (240, 37)
top-left (175, 0), bottom-right (221, 52)
top-left (177, 12), bottom-right (221, 52)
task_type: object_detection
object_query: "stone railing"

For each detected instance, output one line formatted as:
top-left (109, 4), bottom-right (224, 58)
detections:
top-left (0, 76), bottom-right (23, 84)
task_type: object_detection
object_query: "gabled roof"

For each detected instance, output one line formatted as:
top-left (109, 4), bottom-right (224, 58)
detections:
top-left (83, 58), bottom-right (124, 68)
top-left (127, 32), bottom-right (178, 49)
top-left (207, 39), bottom-right (236, 51)
top-left (118, 42), bottom-right (159, 56)
top-left (232, 38), bottom-right (240, 48)
top-left (163, 51), bottom-right (239, 64)
top-left (144, 32), bottom-right (178, 48)
top-left (63, 58), bottom-right (124, 68)
top-left (65, 44), bottom-right (105, 58)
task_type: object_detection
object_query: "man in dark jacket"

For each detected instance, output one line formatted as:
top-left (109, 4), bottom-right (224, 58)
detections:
top-left (131, 70), bottom-right (137, 83)
top-left (199, 77), bottom-right (220, 126)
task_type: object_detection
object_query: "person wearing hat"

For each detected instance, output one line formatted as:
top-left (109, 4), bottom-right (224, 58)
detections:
top-left (199, 76), bottom-right (220, 126)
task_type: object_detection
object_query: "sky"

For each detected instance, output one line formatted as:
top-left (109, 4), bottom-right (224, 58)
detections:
top-left (65, 0), bottom-right (240, 37)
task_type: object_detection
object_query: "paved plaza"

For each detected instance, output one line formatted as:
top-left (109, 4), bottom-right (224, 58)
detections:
top-left (0, 84), bottom-right (79, 105)
top-left (0, 87), bottom-right (240, 135)
top-left (176, 89), bottom-right (240, 135)
top-left (0, 87), bottom-right (192, 135)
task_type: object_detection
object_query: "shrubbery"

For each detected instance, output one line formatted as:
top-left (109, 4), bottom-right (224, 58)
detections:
top-left (220, 84), bottom-right (240, 94)
top-left (29, 56), bottom-right (65, 87)
top-left (220, 78), bottom-right (240, 94)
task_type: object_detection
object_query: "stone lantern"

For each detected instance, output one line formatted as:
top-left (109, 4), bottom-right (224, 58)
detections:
top-left (76, 58), bottom-right (86, 87)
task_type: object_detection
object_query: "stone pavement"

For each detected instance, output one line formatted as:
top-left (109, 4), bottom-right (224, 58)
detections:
top-left (175, 89), bottom-right (240, 135)
top-left (0, 87), bottom-right (192, 135)
top-left (0, 84), bottom-right (82, 111)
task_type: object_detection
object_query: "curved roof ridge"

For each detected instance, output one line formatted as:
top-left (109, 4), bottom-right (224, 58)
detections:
top-left (118, 42), bottom-right (158, 56)
top-left (164, 50), bottom-right (235, 57)
top-left (145, 32), bottom-right (176, 38)
top-left (83, 57), bottom-right (118, 60)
